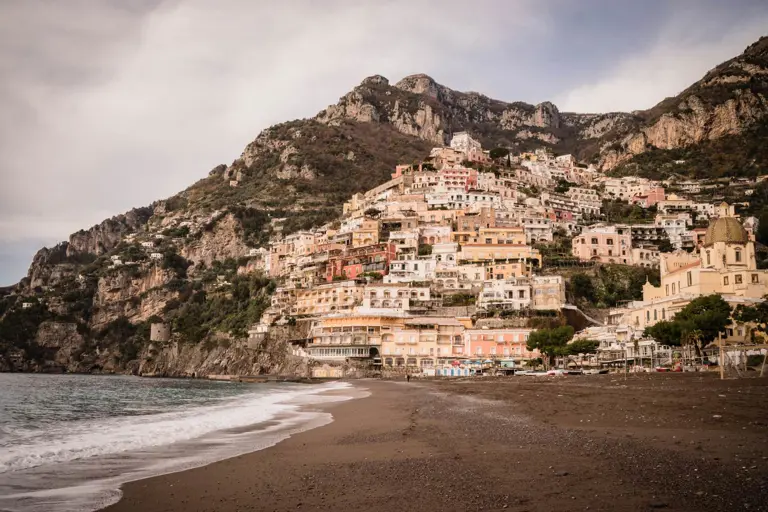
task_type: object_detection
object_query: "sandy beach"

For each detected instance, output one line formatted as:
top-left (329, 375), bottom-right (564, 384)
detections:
top-left (102, 374), bottom-right (768, 512)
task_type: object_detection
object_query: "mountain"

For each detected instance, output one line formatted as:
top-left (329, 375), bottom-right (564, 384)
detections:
top-left (604, 36), bottom-right (768, 175)
top-left (2, 36), bottom-right (768, 375)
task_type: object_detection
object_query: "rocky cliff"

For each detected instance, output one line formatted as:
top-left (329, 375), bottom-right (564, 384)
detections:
top-left (601, 36), bottom-right (768, 170)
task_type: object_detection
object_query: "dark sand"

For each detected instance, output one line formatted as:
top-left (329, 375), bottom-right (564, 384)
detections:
top-left (103, 374), bottom-right (768, 512)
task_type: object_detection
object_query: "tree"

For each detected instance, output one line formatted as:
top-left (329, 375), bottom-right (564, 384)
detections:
top-left (656, 238), bottom-right (674, 253)
top-left (554, 179), bottom-right (572, 194)
top-left (675, 294), bottom-right (731, 353)
top-left (757, 209), bottom-right (768, 246)
top-left (489, 147), bottom-right (510, 160)
top-left (644, 320), bottom-right (684, 347)
top-left (570, 273), bottom-right (596, 303)
top-left (418, 244), bottom-right (433, 256)
top-left (527, 325), bottom-right (575, 367)
top-left (567, 339), bottom-right (599, 355)
top-left (645, 295), bottom-right (731, 357)
top-left (733, 300), bottom-right (768, 343)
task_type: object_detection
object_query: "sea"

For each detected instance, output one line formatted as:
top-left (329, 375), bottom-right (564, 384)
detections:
top-left (0, 373), bottom-right (358, 512)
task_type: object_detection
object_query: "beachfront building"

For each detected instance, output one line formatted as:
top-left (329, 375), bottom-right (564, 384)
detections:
top-left (464, 328), bottom-right (538, 361)
top-left (360, 284), bottom-right (431, 311)
top-left (293, 281), bottom-right (365, 316)
top-left (307, 314), bottom-right (406, 361)
top-left (380, 317), bottom-right (471, 368)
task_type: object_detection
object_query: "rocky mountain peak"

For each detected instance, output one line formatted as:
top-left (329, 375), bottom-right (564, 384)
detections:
top-left (394, 73), bottom-right (441, 99)
top-left (360, 74), bottom-right (389, 87)
top-left (534, 101), bottom-right (561, 128)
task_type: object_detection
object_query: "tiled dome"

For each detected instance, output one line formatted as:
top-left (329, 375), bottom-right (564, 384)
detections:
top-left (703, 217), bottom-right (749, 246)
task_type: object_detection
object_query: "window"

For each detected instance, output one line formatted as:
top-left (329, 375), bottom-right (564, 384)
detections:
top-left (735, 274), bottom-right (743, 284)
top-left (653, 310), bottom-right (657, 320)
top-left (687, 271), bottom-right (692, 287)
top-left (608, 249), bottom-right (613, 256)
top-left (723, 276), bottom-right (729, 285)
top-left (706, 251), bottom-right (711, 266)
top-left (591, 238), bottom-right (598, 244)
top-left (665, 284), bottom-right (669, 296)
top-left (752, 274), bottom-right (759, 284)
top-left (580, 239), bottom-right (585, 244)
top-left (607, 238), bottom-right (614, 245)
top-left (672, 283), bottom-right (676, 294)
top-left (646, 311), bottom-right (650, 321)
top-left (518, 290), bottom-right (525, 299)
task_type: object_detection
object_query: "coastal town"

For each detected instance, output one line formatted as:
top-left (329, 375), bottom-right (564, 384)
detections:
top-left (218, 132), bottom-right (768, 377)
top-left (7, 129), bottom-right (767, 379)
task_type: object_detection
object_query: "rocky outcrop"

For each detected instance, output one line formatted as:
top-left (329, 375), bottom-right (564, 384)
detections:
top-left (67, 207), bottom-right (153, 256)
top-left (599, 37), bottom-right (768, 169)
top-left (34, 321), bottom-right (88, 370)
top-left (181, 213), bottom-right (250, 267)
top-left (600, 90), bottom-right (768, 169)
top-left (91, 265), bottom-right (175, 329)
top-left (135, 336), bottom-right (307, 378)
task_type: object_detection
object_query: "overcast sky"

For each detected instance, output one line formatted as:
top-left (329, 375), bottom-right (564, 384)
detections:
top-left (1, 0), bottom-right (767, 285)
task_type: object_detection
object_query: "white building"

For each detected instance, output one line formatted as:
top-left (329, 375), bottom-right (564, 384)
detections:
top-left (476, 278), bottom-right (531, 310)
top-left (450, 132), bottom-right (482, 154)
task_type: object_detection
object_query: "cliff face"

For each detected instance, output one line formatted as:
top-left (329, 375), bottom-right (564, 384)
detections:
top-left (67, 207), bottom-right (154, 257)
top-left (600, 37), bottom-right (768, 169)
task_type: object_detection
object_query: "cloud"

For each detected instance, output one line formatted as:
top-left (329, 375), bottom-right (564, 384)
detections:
top-left (555, 7), bottom-right (768, 112)
top-left (1, 0), bottom-right (767, 285)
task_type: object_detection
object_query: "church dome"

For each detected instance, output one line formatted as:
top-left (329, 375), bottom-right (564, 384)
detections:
top-left (703, 217), bottom-right (749, 246)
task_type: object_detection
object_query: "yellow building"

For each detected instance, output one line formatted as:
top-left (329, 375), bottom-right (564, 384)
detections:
top-left (351, 219), bottom-right (380, 248)
top-left (610, 216), bottom-right (768, 339)
top-left (294, 281), bottom-right (365, 316)
top-left (307, 314), bottom-right (406, 361)
top-left (380, 317), bottom-right (472, 368)
top-left (459, 244), bottom-right (541, 267)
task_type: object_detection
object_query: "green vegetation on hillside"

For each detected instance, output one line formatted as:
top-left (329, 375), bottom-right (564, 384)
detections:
top-left (567, 265), bottom-right (660, 309)
top-left (611, 122), bottom-right (768, 180)
top-left (163, 273), bottom-right (275, 342)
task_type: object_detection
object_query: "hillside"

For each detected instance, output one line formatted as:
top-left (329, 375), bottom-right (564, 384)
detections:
top-left (602, 36), bottom-right (768, 172)
top-left (2, 36), bottom-right (768, 375)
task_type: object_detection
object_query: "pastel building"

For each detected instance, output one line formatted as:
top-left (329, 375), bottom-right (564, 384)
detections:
top-left (531, 275), bottom-right (566, 310)
top-left (380, 317), bottom-right (471, 368)
top-left (609, 216), bottom-right (768, 339)
top-left (464, 328), bottom-right (539, 361)
top-left (571, 225), bottom-right (632, 264)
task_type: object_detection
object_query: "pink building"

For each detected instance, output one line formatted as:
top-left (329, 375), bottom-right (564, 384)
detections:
top-left (631, 187), bottom-right (666, 208)
top-left (572, 225), bottom-right (633, 264)
top-left (464, 328), bottom-right (539, 361)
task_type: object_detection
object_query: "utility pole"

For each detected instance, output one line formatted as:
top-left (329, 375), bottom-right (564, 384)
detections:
top-left (719, 332), bottom-right (724, 380)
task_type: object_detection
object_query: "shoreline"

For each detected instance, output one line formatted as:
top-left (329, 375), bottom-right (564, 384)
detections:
top-left (100, 374), bottom-right (768, 512)
top-left (0, 379), bottom-right (362, 512)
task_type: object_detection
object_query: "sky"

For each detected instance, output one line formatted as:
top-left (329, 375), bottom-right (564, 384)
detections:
top-left (1, 0), bottom-right (767, 286)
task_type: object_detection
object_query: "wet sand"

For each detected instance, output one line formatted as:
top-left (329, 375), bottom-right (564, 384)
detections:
top-left (102, 374), bottom-right (768, 512)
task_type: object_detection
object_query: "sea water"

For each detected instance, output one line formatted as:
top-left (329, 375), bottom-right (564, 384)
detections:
top-left (0, 373), bottom-right (356, 512)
